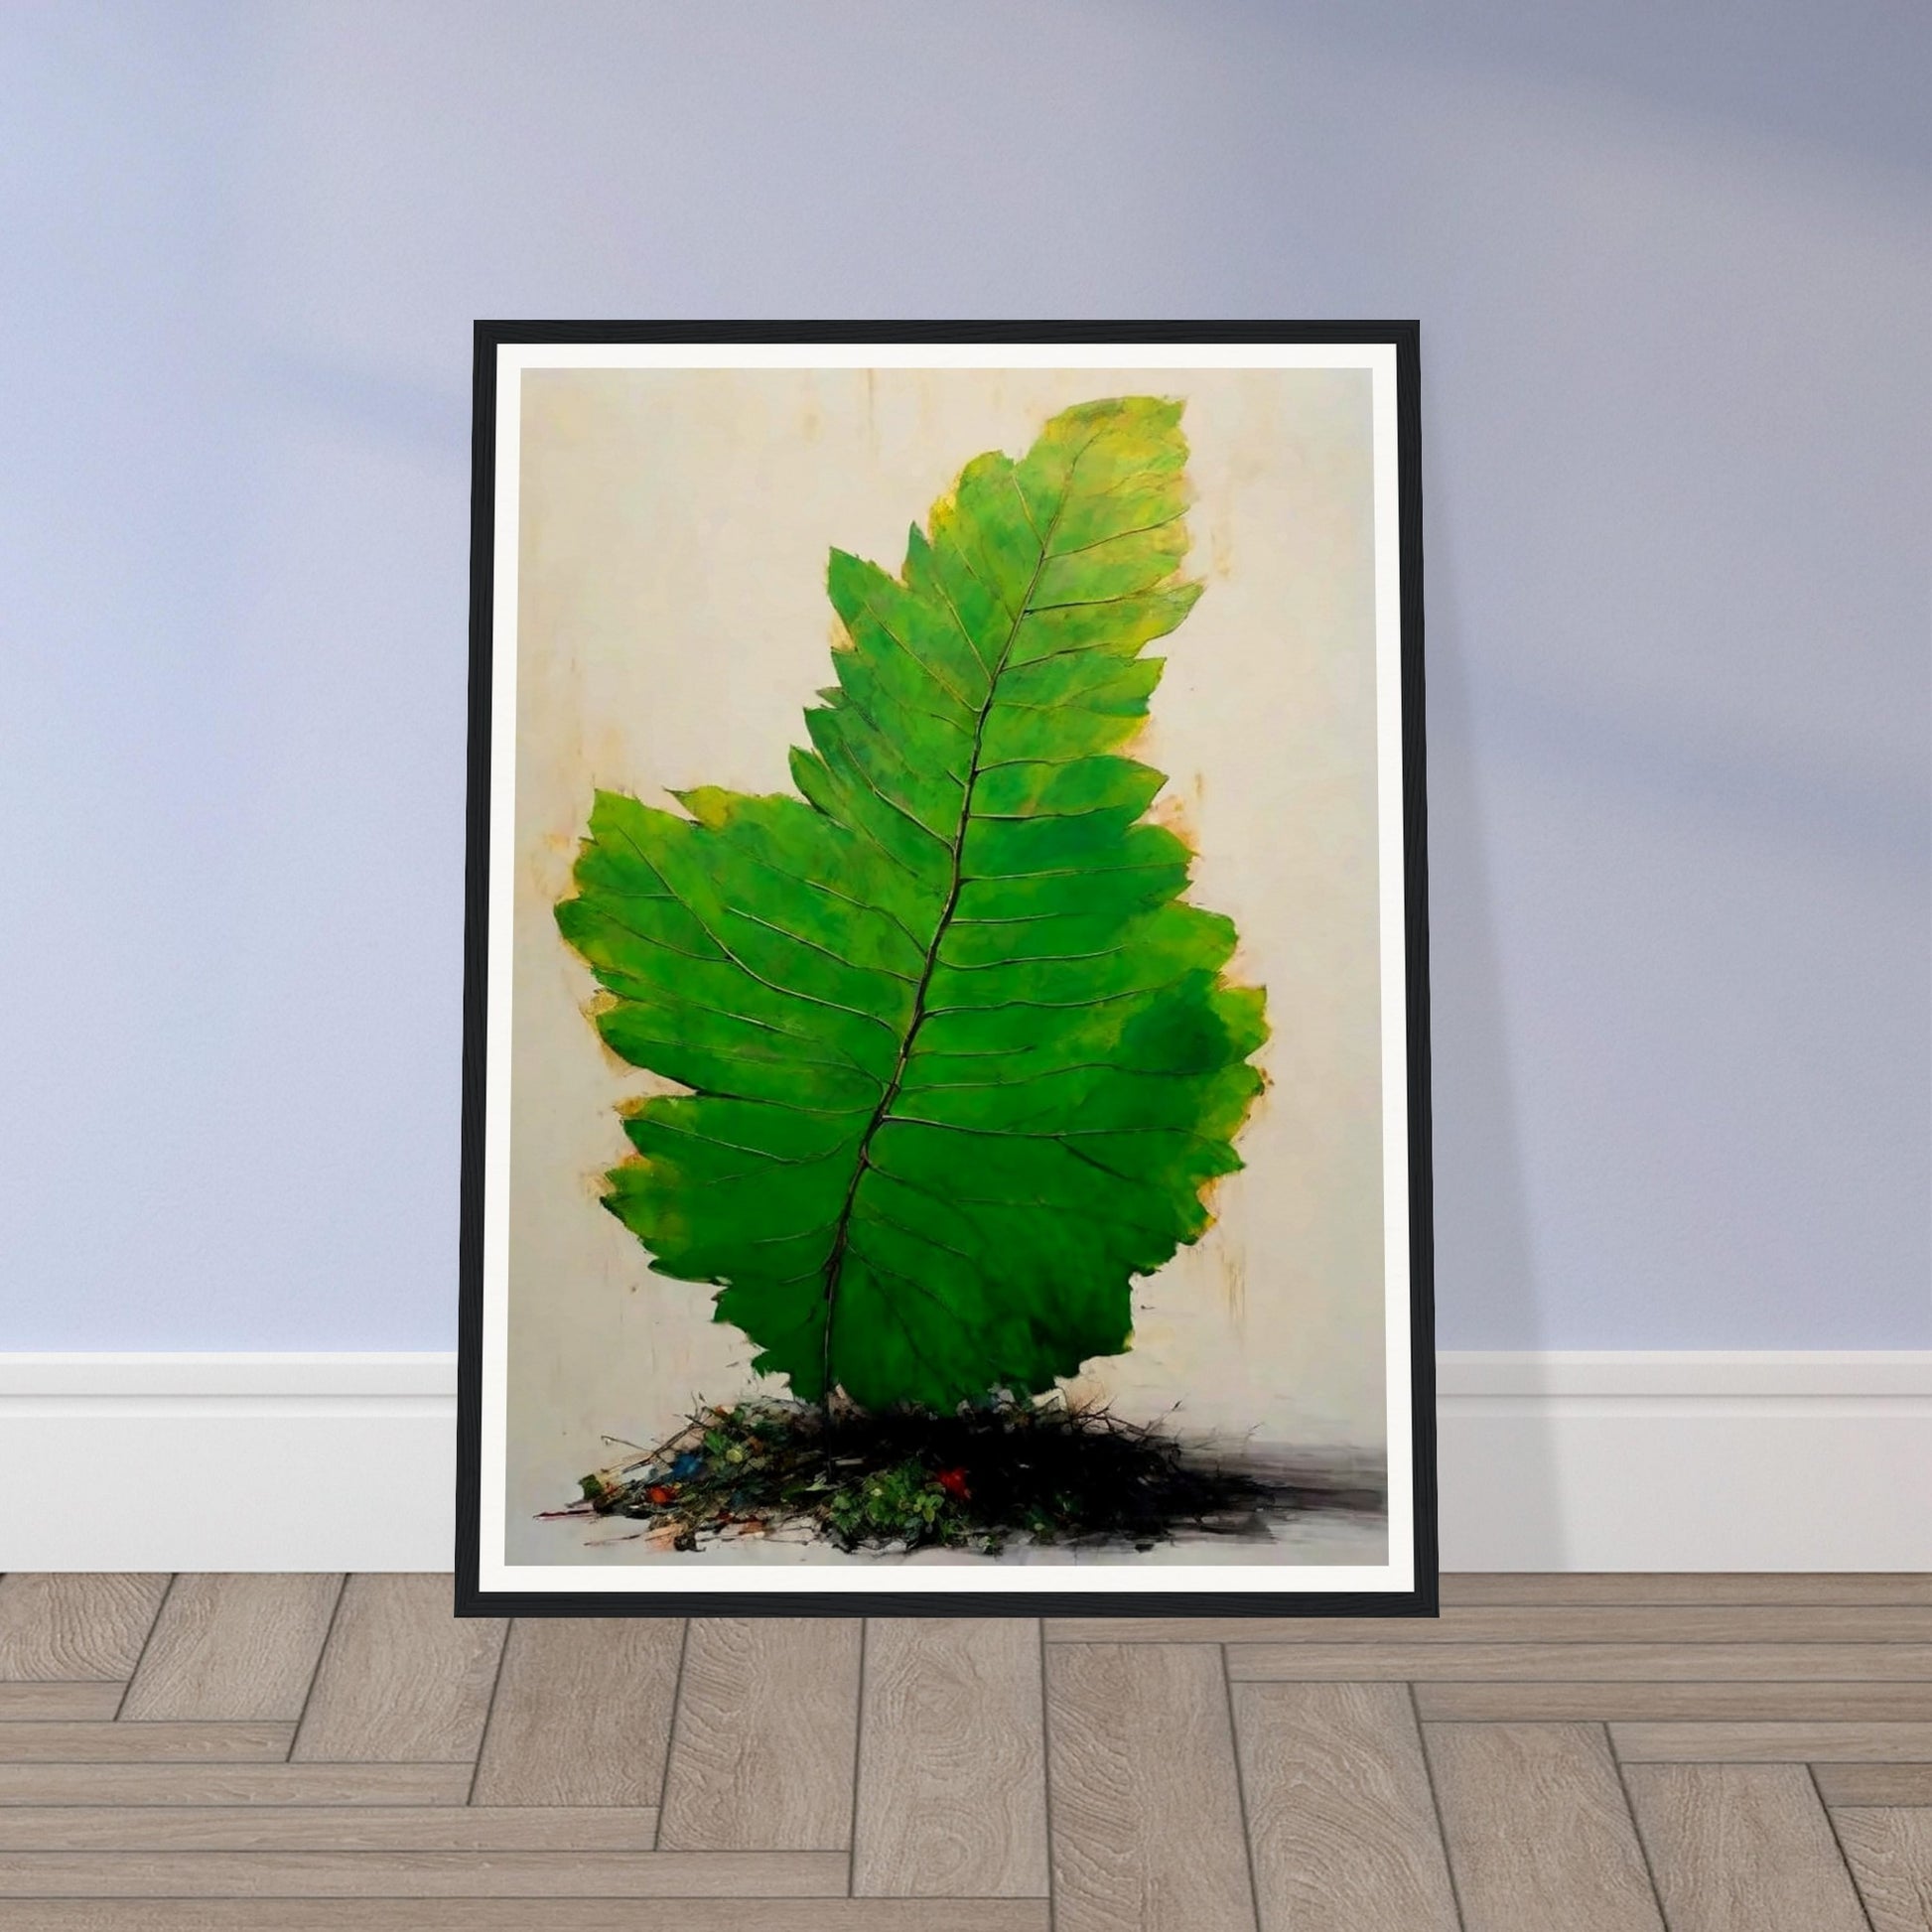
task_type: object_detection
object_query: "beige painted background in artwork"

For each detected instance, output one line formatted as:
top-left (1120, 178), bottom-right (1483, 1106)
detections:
top-left (503, 365), bottom-right (1388, 1559)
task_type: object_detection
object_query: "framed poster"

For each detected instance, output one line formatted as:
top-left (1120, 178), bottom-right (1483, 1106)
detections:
top-left (458, 323), bottom-right (1434, 1615)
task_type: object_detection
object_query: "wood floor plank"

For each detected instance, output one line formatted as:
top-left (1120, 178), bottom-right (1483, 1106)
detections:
top-left (14, 1569), bottom-right (1925, 1932)
top-left (0, 1902), bottom-right (1048, 1931)
top-left (1445, 1573), bottom-right (1932, 1606)
top-left (0, 1807), bottom-right (661, 1851)
top-left (0, 1685), bottom-right (123, 1722)
top-left (853, 1617), bottom-right (1047, 1898)
top-left (1229, 1641), bottom-right (1932, 1682)
top-left (1044, 1642), bottom-right (1256, 1932)
top-left (1814, 1763), bottom-right (1932, 1806)
top-left (0, 1577), bottom-right (170, 1681)
top-left (470, 1617), bottom-right (682, 1807)
top-left (0, 1763), bottom-right (472, 1805)
top-left (1424, 1722), bottom-right (1664, 1931)
top-left (0, 1849), bottom-right (848, 1896)
top-left (1052, 1605), bottom-right (1932, 1644)
top-left (0, 1722), bottom-right (293, 1761)
top-left (1831, 1806), bottom-right (1932, 1932)
top-left (1418, 1680), bottom-right (1932, 1722)
top-left (121, 1576), bottom-right (342, 1722)
top-left (658, 1619), bottom-right (862, 1852)
top-left (293, 1576), bottom-right (504, 1763)
top-left (1232, 1682), bottom-right (1457, 1932)
top-left (1623, 1764), bottom-right (1869, 1932)
top-left (1613, 1721), bottom-right (1932, 1762)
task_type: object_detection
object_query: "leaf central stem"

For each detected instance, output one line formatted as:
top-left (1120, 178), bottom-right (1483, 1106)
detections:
top-left (815, 501), bottom-right (1061, 1405)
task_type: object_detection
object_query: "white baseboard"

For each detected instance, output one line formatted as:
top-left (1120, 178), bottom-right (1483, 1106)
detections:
top-left (1438, 1351), bottom-right (1932, 1572)
top-left (0, 1354), bottom-right (458, 1573)
top-left (3, 1351), bottom-right (1927, 1574)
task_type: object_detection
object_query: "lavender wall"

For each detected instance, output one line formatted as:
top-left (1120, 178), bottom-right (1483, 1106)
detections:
top-left (3, 0), bottom-right (1926, 1349)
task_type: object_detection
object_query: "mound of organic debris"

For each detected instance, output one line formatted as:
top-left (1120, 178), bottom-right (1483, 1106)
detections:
top-left (564, 1397), bottom-right (1319, 1555)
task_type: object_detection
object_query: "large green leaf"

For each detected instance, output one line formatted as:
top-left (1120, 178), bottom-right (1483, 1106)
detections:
top-left (556, 395), bottom-right (1268, 1410)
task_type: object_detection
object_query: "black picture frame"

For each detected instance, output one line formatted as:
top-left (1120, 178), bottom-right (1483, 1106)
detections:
top-left (457, 322), bottom-right (1436, 1617)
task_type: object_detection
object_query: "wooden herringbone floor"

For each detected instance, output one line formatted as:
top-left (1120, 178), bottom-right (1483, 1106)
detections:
top-left (0, 1575), bottom-right (1927, 1928)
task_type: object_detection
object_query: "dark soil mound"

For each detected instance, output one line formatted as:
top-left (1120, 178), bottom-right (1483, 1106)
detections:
top-left (564, 1397), bottom-right (1367, 1556)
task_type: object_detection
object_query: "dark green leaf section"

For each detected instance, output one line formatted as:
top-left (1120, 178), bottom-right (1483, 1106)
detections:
top-left (556, 396), bottom-right (1269, 1409)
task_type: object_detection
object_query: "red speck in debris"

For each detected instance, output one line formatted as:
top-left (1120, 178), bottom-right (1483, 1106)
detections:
top-left (936, 1467), bottom-right (970, 1500)
top-left (646, 1484), bottom-right (677, 1505)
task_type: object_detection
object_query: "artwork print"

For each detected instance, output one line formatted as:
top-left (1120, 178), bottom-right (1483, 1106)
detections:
top-left (460, 327), bottom-right (1434, 1614)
